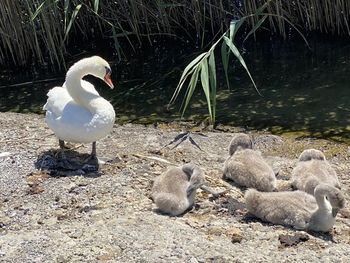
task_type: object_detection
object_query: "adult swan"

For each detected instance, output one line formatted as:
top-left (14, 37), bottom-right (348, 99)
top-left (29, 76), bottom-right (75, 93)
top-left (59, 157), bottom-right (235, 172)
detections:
top-left (43, 56), bottom-right (116, 162)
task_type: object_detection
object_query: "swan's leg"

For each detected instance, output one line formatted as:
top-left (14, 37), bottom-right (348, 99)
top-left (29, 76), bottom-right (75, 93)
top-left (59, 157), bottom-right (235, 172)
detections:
top-left (91, 141), bottom-right (97, 157)
top-left (56, 139), bottom-right (78, 170)
top-left (58, 139), bottom-right (66, 159)
top-left (83, 142), bottom-right (99, 166)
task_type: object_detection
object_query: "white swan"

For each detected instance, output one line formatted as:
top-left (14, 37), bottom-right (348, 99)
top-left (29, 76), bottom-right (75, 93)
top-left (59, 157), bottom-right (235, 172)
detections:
top-left (245, 184), bottom-right (345, 232)
top-left (43, 56), bottom-right (116, 160)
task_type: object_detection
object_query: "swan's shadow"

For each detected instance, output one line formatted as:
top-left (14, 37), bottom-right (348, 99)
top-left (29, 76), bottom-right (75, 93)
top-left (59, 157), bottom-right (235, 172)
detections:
top-left (35, 149), bottom-right (101, 177)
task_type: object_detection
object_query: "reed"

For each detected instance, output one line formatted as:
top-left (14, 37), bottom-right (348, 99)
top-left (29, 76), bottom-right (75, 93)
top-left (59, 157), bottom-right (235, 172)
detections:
top-left (245, 0), bottom-right (350, 37)
top-left (169, 1), bottom-right (272, 125)
top-left (1, 1), bottom-right (349, 68)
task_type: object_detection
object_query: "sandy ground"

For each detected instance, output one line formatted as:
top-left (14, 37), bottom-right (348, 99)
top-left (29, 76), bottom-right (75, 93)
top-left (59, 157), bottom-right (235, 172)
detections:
top-left (0, 112), bottom-right (349, 263)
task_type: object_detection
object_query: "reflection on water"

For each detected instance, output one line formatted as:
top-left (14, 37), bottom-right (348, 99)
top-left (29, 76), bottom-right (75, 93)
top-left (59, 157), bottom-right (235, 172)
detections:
top-left (220, 38), bottom-right (350, 141)
top-left (0, 37), bottom-right (349, 142)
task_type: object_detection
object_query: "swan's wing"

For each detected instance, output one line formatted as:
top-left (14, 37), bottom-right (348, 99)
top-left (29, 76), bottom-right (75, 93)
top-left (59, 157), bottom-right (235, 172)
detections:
top-left (44, 84), bottom-right (93, 126)
top-left (59, 101), bottom-right (93, 127)
top-left (43, 86), bottom-right (72, 117)
top-left (43, 80), bottom-right (98, 116)
top-left (81, 79), bottom-right (99, 95)
top-left (45, 100), bottom-right (94, 143)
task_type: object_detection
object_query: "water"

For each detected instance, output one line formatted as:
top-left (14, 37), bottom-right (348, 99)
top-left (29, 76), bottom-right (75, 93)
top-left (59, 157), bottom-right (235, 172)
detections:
top-left (0, 37), bottom-right (349, 142)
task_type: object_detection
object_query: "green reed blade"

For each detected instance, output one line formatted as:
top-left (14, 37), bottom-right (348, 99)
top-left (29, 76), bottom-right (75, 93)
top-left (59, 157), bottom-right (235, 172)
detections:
top-left (223, 36), bottom-right (261, 96)
top-left (208, 51), bottom-right (217, 124)
top-left (63, 4), bottom-right (82, 42)
top-left (93, 0), bottom-right (99, 13)
top-left (169, 52), bottom-right (206, 104)
top-left (200, 57), bottom-right (212, 122)
top-left (181, 67), bottom-right (200, 118)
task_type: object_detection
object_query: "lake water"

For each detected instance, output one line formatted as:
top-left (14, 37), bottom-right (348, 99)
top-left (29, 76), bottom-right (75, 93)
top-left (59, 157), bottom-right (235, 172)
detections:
top-left (0, 37), bottom-right (349, 142)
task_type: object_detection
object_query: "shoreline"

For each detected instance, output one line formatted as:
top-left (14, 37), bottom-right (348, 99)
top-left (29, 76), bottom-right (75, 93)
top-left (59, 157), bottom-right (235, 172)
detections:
top-left (0, 112), bottom-right (349, 262)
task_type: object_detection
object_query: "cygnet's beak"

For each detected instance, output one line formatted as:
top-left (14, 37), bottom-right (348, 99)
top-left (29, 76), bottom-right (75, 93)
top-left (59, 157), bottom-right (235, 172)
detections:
top-left (186, 181), bottom-right (205, 197)
top-left (332, 208), bottom-right (339, 217)
top-left (104, 73), bottom-right (114, 89)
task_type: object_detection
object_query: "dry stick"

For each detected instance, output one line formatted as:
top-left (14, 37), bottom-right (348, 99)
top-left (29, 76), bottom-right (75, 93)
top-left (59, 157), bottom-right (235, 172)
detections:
top-left (65, 143), bottom-right (84, 150)
top-left (131, 153), bottom-right (177, 165)
top-left (203, 174), bottom-right (244, 198)
top-left (200, 184), bottom-right (230, 198)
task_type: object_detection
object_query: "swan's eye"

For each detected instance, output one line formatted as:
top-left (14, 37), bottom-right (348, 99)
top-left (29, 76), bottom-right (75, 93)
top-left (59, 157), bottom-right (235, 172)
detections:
top-left (105, 66), bottom-right (112, 75)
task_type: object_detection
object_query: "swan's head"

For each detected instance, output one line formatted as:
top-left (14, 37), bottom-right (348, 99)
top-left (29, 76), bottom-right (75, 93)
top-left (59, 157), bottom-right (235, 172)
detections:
top-left (74, 56), bottom-right (114, 89)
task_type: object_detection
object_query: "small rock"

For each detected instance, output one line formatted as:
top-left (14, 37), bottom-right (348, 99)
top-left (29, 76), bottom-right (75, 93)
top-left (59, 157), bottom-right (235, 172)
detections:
top-left (0, 215), bottom-right (11, 227)
top-left (279, 233), bottom-right (309, 247)
top-left (44, 216), bottom-right (57, 226)
top-left (67, 229), bottom-right (83, 239)
top-left (188, 257), bottom-right (199, 263)
top-left (54, 209), bottom-right (69, 221)
top-left (227, 227), bottom-right (243, 243)
top-left (254, 135), bottom-right (284, 148)
top-left (56, 255), bottom-right (71, 263)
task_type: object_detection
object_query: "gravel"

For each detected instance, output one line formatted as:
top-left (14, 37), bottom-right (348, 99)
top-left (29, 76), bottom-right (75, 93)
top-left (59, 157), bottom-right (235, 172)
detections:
top-left (0, 112), bottom-right (349, 262)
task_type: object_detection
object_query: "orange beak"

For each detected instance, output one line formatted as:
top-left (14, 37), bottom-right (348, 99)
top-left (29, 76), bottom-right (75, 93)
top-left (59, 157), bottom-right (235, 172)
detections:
top-left (104, 73), bottom-right (114, 89)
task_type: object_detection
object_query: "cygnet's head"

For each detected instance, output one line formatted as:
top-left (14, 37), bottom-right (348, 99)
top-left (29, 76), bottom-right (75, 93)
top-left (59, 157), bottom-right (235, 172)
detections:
top-left (72, 56), bottom-right (114, 89)
top-left (228, 133), bottom-right (253, 156)
top-left (299, 149), bottom-right (326, 162)
top-left (182, 163), bottom-right (206, 196)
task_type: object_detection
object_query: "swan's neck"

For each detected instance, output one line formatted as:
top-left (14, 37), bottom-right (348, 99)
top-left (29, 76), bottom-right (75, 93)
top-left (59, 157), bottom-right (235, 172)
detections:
top-left (65, 64), bottom-right (100, 113)
top-left (315, 192), bottom-right (332, 212)
top-left (310, 190), bottom-right (334, 232)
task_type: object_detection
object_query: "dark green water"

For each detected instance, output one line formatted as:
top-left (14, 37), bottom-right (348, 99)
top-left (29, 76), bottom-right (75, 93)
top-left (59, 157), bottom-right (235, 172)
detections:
top-left (0, 37), bottom-right (349, 142)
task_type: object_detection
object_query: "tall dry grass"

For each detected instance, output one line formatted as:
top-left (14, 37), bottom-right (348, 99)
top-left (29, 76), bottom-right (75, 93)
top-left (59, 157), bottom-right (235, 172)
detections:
top-left (245, 0), bottom-right (350, 37)
top-left (0, 0), bottom-right (349, 68)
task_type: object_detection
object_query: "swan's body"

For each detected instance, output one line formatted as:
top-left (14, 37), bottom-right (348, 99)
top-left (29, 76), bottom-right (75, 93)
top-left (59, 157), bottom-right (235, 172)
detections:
top-left (291, 149), bottom-right (340, 195)
top-left (223, 133), bottom-right (276, 192)
top-left (43, 56), bottom-right (115, 158)
top-left (152, 163), bottom-right (205, 216)
top-left (245, 184), bottom-right (345, 232)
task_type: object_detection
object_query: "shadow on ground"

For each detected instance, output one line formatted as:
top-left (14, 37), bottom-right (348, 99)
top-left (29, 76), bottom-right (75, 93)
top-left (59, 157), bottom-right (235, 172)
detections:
top-left (35, 149), bottom-right (101, 177)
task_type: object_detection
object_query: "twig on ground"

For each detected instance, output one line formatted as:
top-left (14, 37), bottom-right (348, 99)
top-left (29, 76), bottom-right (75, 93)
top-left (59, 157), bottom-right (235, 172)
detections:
top-left (200, 185), bottom-right (229, 198)
top-left (132, 153), bottom-right (177, 165)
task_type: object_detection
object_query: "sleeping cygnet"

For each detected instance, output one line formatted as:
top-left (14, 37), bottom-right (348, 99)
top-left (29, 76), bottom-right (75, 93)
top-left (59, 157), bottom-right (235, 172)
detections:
top-left (245, 183), bottom-right (345, 232)
top-left (223, 133), bottom-right (276, 192)
top-left (291, 149), bottom-right (341, 195)
top-left (151, 163), bottom-right (205, 216)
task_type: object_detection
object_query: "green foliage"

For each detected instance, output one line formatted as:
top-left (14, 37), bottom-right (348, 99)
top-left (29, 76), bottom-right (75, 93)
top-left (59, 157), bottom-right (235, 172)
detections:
top-left (169, 17), bottom-right (259, 125)
top-left (63, 4), bottom-right (82, 42)
top-left (169, 0), bottom-right (310, 125)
